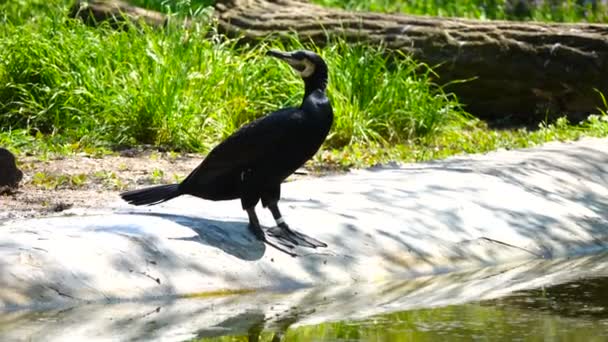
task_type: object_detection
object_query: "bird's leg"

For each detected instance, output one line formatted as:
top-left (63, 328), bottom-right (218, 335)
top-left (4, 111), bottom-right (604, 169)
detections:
top-left (246, 207), bottom-right (297, 257)
top-left (245, 207), bottom-right (264, 240)
top-left (267, 203), bottom-right (327, 248)
top-left (265, 204), bottom-right (299, 246)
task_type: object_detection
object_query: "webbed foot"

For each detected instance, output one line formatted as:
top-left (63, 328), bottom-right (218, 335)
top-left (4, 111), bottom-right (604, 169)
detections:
top-left (248, 223), bottom-right (298, 257)
top-left (267, 223), bottom-right (327, 249)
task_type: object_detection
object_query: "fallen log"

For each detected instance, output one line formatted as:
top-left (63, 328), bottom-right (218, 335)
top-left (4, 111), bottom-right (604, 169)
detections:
top-left (70, 0), bottom-right (608, 122)
top-left (214, 0), bottom-right (608, 122)
top-left (69, 0), bottom-right (170, 28)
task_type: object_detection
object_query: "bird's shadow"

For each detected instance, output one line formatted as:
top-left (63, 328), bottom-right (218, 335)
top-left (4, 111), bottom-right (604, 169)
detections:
top-left (135, 212), bottom-right (267, 261)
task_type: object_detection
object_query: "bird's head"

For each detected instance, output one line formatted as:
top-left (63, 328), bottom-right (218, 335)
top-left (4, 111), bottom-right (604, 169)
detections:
top-left (267, 49), bottom-right (328, 95)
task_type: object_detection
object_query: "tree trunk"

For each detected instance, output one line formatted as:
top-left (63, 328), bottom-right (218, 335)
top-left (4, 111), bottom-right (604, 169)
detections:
top-left (70, 0), bottom-right (170, 28)
top-left (72, 0), bottom-right (608, 122)
top-left (215, 0), bottom-right (608, 122)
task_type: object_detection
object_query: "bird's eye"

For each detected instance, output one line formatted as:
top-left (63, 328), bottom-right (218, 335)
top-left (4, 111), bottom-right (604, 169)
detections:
top-left (292, 63), bottom-right (306, 72)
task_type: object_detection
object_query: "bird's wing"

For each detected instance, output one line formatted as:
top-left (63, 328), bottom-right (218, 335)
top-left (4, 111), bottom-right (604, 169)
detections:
top-left (183, 107), bottom-right (304, 183)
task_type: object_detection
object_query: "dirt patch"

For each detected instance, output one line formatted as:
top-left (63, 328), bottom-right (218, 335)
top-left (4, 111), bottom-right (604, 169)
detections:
top-left (0, 151), bottom-right (198, 221)
top-left (0, 151), bottom-right (324, 222)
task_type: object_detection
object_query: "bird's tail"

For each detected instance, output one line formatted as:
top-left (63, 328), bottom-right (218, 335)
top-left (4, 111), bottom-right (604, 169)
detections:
top-left (120, 184), bottom-right (181, 206)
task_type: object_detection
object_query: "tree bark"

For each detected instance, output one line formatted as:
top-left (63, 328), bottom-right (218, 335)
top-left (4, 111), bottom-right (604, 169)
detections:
top-left (71, 0), bottom-right (608, 122)
top-left (70, 0), bottom-right (170, 28)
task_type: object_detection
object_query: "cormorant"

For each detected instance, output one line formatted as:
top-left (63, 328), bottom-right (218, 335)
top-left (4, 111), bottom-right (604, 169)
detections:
top-left (120, 49), bottom-right (333, 257)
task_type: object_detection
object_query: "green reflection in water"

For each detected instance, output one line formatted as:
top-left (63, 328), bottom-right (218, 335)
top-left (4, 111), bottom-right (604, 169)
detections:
top-left (195, 278), bottom-right (608, 341)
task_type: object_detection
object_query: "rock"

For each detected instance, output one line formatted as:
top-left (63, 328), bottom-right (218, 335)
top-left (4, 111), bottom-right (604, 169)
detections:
top-left (2, 138), bottom-right (608, 311)
top-left (0, 148), bottom-right (23, 193)
top-left (2, 252), bottom-right (608, 341)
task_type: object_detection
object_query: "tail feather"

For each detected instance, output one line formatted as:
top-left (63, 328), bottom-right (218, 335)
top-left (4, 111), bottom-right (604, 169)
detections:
top-left (120, 184), bottom-right (181, 206)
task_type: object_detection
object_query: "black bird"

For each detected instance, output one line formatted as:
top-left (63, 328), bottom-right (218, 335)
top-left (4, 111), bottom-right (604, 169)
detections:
top-left (120, 49), bottom-right (333, 256)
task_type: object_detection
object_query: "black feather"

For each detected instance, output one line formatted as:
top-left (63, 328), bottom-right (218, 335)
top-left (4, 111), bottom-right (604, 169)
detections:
top-left (120, 184), bottom-right (180, 206)
top-left (119, 49), bottom-right (331, 255)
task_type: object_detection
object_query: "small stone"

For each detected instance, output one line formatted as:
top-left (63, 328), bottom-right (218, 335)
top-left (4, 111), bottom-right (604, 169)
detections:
top-left (0, 148), bottom-right (23, 194)
top-left (50, 202), bottom-right (73, 213)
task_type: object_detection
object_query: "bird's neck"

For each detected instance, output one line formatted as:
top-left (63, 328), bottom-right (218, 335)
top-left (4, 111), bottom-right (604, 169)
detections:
top-left (303, 67), bottom-right (328, 99)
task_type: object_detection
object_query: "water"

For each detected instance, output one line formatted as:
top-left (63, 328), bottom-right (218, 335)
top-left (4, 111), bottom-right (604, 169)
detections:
top-left (194, 277), bottom-right (608, 341)
top-left (3, 253), bottom-right (608, 341)
top-left (286, 278), bottom-right (608, 341)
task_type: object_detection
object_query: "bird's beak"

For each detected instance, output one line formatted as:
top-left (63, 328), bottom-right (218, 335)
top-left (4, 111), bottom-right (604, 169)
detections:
top-left (267, 50), bottom-right (309, 75)
top-left (267, 50), bottom-right (293, 61)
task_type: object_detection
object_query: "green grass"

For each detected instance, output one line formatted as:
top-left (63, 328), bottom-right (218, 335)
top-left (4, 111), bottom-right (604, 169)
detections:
top-left (2, 0), bottom-right (608, 169)
top-left (315, 115), bottom-right (608, 170)
top-left (0, 4), bottom-right (465, 153)
top-left (31, 171), bottom-right (88, 190)
top-left (128, 0), bottom-right (213, 15)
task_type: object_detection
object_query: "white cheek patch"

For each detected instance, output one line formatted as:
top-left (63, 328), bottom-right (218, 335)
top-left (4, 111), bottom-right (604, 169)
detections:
top-left (299, 59), bottom-right (315, 78)
top-left (289, 59), bottom-right (316, 78)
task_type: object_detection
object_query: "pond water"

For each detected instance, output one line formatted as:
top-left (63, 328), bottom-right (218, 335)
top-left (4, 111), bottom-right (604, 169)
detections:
top-left (191, 276), bottom-right (608, 341)
top-left (194, 276), bottom-right (608, 341)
